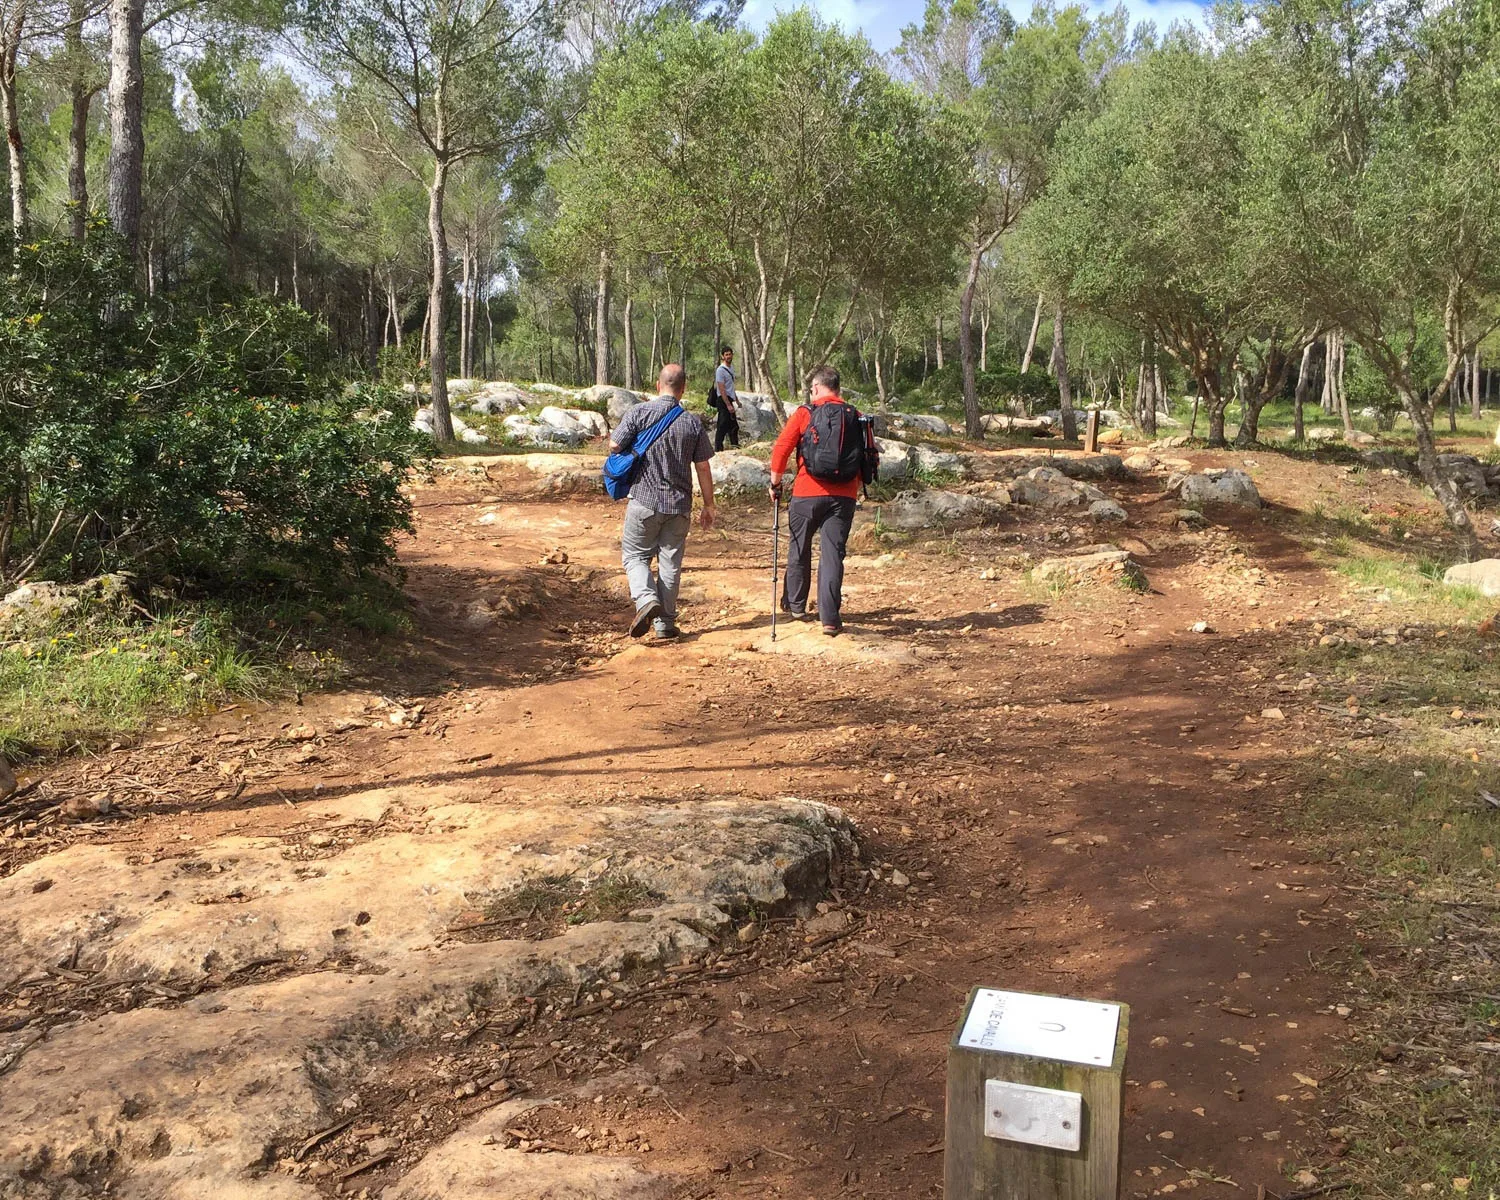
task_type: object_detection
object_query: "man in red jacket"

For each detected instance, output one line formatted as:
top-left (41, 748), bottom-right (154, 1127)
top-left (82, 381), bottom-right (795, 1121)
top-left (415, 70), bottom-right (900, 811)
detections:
top-left (768, 366), bottom-right (862, 636)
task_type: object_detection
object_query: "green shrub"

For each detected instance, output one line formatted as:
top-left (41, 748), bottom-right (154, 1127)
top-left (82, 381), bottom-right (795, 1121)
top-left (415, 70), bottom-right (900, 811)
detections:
top-left (0, 228), bottom-right (430, 588)
top-left (910, 361), bottom-right (1056, 412)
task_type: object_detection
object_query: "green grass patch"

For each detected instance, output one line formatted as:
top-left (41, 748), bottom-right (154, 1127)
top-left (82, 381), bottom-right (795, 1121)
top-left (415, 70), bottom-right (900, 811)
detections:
top-left (1309, 545), bottom-right (1495, 625)
top-left (0, 584), bottom-right (408, 761)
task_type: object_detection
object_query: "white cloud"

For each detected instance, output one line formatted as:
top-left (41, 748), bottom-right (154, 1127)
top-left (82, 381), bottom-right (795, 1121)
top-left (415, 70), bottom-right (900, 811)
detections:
top-left (741, 0), bottom-right (1211, 53)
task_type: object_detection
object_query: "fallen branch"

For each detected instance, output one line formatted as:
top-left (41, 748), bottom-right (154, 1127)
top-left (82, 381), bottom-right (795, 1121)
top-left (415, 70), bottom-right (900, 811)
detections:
top-left (336, 1149), bottom-right (394, 1182)
top-left (294, 1116), bottom-right (355, 1162)
top-left (1279, 1184), bottom-right (1352, 1200)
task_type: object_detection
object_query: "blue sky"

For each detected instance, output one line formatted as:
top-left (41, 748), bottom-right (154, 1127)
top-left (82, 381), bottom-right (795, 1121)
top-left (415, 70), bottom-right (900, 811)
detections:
top-left (740, 0), bottom-right (1211, 52)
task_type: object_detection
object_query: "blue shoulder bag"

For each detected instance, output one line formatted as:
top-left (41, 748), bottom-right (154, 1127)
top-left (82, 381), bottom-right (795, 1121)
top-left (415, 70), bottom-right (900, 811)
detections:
top-left (602, 405), bottom-right (685, 501)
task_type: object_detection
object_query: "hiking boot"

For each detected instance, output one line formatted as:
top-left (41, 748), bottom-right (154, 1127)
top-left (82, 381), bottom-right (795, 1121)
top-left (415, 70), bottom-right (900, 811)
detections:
top-left (652, 618), bottom-right (681, 640)
top-left (629, 600), bottom-right (662, 638)
top-left (779, 600), bottom-right (808, 619)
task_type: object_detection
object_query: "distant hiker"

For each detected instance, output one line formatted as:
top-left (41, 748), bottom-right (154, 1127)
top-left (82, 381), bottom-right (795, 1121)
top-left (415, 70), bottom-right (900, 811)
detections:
top-left (610, 363), bottom-right (716, 640)
top-left (768, 365), bottom-right (874, 637)
top-left (710, 346), bottom-right (741, 451)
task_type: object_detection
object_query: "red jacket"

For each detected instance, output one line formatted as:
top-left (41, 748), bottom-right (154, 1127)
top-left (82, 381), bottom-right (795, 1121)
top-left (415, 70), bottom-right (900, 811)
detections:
top-left (770, 397), bottom-right (863, 500)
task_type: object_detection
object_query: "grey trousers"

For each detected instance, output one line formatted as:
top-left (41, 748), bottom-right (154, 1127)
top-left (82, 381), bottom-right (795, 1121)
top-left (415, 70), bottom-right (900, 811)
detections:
top-left (782, 495), bottom-right (855, 626)
top-left (621, 500), bottom-right (691, 619)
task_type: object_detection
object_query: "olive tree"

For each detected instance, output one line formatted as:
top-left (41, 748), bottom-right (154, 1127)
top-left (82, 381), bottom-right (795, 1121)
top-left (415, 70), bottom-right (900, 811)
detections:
top-left (1249, 0), bottom-right (1500, 548)
top-left (1021, 33), bottom-right (1311, 447)
top-left (297, 0), bottom-right (560, 441)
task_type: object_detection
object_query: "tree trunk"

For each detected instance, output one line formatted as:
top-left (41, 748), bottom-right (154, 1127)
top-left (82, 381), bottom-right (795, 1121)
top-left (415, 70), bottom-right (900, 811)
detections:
top-left (1449, 374), bottom-right (1458, 432)
top-left (677, 292), bottom-right (687, 367)
top-left (1326, 337), bottom-right (1338, 414)
top-left (1293, 340), bottom-right (1313, 441)
top-left (365, 270), bottom-right (380, 369)
top-left (459, 234), bottom-right (472, 378)
top-left (594, 246), bottom-right (610, 385)
top-left (979, 299), bottom-right (990, 373)
top-left (67, 88), bottom-right (92, 241)
top-left (1401, 382), bottom-right (1478, 554)
top-left (711, 292), bottom-right (721, 362)
top-left (64, 0), bottom-right (94, 242)
top-left (1135, 340), bottom-right (1156, 437)
top-left (388, 275), bottom-right (402, 349)
top-left (1051, 300), bottom-right (1076, 441)
top-left (0, 1), bottom-right (26, 234)
top-left (649, 306), bottom-right (659, 375)
top-left (623, 269), bottom-right (638, 390)
top-left (1020, 292), bottom-right (1043, 375)
top-left (935, 313), bottom-right (944, 370)
top-left (106, 0), bottom-right (145, 254)
top-left (1231, 367), bottom-right (1266, 447)
top-left (785, 292), bottom-right (797, 403)
top-left (1206, 399), bottom-right (1227, 446)
top-left (1468, 352), bottom-right (1480, 420)
top-left (483, 280), bottom-right (495, 377)
top-left (426, 159), bottom-right (455, 443)
top-left (959, 241), bottom-right (983, 436)
top-left (1333, 332), bottom-right (1353, 437)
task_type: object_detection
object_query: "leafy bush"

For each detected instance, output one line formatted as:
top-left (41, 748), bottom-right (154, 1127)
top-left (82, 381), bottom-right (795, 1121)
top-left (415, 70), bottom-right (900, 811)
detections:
top-left (911, 362), bottom-right (1057, 412)
top-left (0, 228), bottom-right (430, 588)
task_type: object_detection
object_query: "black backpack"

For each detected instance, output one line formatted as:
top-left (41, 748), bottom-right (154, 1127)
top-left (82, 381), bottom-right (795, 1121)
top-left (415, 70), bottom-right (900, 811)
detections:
top-left (706, 382), bottom-right (724, 411)
top-left (799, 400), bottom-right (867, 484)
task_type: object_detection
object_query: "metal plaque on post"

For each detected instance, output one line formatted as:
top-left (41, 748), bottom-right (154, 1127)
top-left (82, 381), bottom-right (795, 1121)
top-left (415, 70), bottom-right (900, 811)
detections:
top-left (945, 987), bottom-right (1129, 1200)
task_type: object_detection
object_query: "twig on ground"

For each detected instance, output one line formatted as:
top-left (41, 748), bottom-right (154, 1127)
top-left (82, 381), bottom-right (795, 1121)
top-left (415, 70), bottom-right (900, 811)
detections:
top-left (294, 1116), bottom-right (355, 1161)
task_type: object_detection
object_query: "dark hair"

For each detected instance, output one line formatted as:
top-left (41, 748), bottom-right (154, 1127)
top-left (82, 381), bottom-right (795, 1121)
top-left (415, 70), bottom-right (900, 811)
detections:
top-left (809, 365), bottom-right (840, 394)
top-left (720, 346), bottom-right (734, 357)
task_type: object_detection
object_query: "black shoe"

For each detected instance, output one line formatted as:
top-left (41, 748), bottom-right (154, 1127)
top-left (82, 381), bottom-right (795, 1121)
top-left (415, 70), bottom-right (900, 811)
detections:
top-left (821, 622), bottom-right (843, 637)
top-left (779, 600), bottom-right (808, 619)
top-left (652, 619), bottom-right (681, 640)
top-left (629, 600), bottom-right (662, 638)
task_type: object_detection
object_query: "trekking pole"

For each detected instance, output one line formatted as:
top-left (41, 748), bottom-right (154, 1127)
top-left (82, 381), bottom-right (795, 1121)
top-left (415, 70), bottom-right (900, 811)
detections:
top-left (771, 489), bottom-right (780, 643)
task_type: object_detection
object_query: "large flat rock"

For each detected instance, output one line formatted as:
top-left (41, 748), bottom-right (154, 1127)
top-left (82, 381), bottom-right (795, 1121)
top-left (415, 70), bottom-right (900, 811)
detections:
top-left (386, 1100), bottom-right (669, 1200)
top-left (0, 791), bottom-right (854, 1199)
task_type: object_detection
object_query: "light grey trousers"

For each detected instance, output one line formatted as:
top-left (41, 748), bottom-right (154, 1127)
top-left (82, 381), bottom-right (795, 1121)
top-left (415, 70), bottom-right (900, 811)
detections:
top-left (621, 500), bottom-right (691, 619)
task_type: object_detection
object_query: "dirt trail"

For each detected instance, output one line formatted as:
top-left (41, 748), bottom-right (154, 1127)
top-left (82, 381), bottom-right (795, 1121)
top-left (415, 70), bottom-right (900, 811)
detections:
top-left (1, 449), bottom-right (1364, 1199)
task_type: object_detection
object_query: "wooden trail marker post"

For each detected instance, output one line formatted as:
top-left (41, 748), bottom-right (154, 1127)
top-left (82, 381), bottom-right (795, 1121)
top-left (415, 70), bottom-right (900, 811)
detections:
top-left (945, 987), bottom-right (1129, 1200)
top-left (1083, 408), bottom-right (1101, 454)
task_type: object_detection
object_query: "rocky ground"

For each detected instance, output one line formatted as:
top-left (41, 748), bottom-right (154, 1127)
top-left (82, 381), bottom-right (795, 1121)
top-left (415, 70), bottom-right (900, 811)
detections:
top-left (2, 424), bottom-right (1497, 1199)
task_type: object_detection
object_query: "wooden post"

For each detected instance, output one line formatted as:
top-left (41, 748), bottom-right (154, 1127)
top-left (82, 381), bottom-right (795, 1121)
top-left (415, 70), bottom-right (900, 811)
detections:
top-left (1083, 409), bottom-right (1100, 454)
top-left (945, 988), bottom-right (1129, 1200)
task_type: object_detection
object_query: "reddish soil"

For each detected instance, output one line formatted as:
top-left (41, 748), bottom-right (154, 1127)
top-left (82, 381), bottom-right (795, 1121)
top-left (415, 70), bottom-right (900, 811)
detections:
top-left (15, 437), bottom-right (1489, 1198)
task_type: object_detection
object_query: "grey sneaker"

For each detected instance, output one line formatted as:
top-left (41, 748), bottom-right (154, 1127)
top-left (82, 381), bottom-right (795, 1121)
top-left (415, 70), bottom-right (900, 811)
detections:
top-left (629, 600), bottom-right (662, 638)
top-left (652, 618), bottom-right (681, 640)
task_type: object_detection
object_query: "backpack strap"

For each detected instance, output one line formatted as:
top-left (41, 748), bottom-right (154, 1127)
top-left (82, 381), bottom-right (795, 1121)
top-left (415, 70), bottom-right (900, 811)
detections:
top-left (633, 404), bottom-right (685, 458)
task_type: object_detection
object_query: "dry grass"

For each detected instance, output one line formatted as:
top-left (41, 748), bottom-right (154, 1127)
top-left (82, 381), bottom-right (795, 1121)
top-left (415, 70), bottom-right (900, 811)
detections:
top-left (1284, 632), bottom-right (1500, 1196)
top-left (482, 872), bottom-right (661, 934)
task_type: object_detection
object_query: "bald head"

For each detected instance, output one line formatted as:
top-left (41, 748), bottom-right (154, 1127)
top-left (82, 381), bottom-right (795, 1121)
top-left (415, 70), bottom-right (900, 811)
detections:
top-left (658, 363), bottom-right (686, 397)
